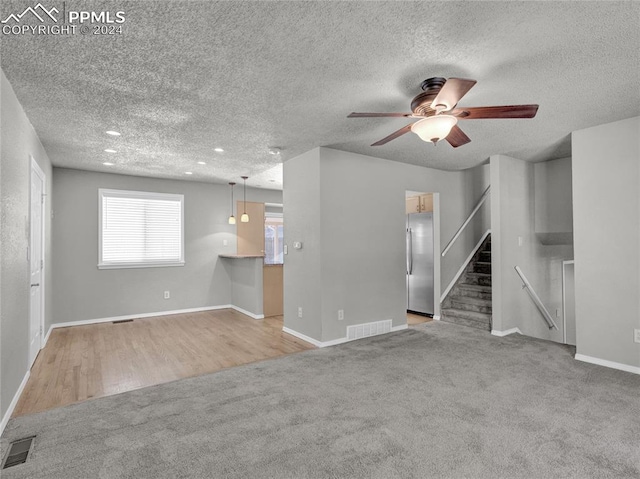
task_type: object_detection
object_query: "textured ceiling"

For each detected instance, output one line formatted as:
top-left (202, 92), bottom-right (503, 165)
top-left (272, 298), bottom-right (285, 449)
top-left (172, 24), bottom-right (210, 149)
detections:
top-left (1, 1), bottom-right (639, 189)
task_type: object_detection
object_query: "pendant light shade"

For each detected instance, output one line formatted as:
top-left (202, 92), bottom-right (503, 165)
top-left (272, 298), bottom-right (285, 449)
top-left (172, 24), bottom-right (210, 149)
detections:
top-left (228, 182), bottom-right (236, 224)
top-left (411, 115), bottom-right (457, 144)
top-left (240, 176), bottom-right (249, 222)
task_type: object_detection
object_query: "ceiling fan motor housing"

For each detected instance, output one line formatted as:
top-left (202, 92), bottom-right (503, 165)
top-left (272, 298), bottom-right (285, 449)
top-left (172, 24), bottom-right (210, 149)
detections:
top-left (411, 77), bottom-right (447, 116)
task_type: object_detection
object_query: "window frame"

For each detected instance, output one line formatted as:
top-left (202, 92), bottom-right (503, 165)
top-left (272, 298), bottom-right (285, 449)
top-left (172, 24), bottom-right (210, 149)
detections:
top-left (98, 188), bottom-right (185, 270)
top-left (264, 213), bottom-right (284, 265)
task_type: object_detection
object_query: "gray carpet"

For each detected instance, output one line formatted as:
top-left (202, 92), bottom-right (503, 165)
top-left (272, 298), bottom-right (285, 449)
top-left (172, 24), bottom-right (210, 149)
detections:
top-left (2, 321), bottom-right (639, 478)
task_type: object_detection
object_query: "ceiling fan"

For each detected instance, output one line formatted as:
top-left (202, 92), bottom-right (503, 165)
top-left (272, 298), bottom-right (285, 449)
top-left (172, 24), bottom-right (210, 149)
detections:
top-left (348, 77), bottom-right (539, 148)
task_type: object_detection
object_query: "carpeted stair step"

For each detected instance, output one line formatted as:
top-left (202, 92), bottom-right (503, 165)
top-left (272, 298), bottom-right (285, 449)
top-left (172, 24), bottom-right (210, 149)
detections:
top-left (440, 308), bottom-right (492, 331)
top-left (474, 261), bottom-right (492, 274)
top-left (479, 251), bottom-right (491, 262)
top-left (466, 272), bottom-right (492, 286)
top-left (450, 296), bottom-right (492, 314)
top-left (457, 283), bottom-right (492, 300)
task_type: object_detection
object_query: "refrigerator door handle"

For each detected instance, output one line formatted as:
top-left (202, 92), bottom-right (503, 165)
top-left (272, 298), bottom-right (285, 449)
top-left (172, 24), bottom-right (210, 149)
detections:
top-left (406, 228), bottom-right (410, 274)
top-left (408, 228), bottom-right (413, 275)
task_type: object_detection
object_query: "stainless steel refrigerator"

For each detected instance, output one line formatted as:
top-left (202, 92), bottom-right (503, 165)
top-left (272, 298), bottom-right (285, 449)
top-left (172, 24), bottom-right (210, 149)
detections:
top-left (406, 212), bottom-right (434, 316)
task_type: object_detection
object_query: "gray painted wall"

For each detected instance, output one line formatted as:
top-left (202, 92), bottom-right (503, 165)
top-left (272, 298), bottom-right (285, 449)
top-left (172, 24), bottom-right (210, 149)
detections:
top-left (52, 168), bottom-right (281, 324)
top-left (282, 148), bottom-right (322, 340)
top-left (490, 154), bottom-right (573, 342)
top-left (534, 157), bottom-right (573, 245)
top-left (534, 157), bottom-right (573, 233)
top-left (225, 257), bottom-right (264, 317)
top-left (572, 116), bottom-right (640, 369)
top-left (284, 147), bottom-right (490, 343)
top-left (1, 70), bottom-right (53, 420)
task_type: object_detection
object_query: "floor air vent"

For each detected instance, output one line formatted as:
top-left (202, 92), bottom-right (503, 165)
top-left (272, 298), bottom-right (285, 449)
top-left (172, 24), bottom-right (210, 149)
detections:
top-left (112, 319), bottom-right (134, 324)
top-left (2, 436), bottom-right (35, 469)
top-left (347, 319), bottom-right (392, 341)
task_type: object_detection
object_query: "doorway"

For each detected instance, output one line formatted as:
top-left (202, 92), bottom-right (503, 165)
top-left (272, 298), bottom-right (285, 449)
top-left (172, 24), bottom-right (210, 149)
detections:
top-left (29, 156), bottom-right (45, 368)
top-left (405, 191), bottom-right (440, 321)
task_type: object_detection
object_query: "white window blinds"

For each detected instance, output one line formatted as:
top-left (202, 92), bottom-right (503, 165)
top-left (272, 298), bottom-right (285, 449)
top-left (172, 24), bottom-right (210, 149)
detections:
top-left (99, 189), bottom-right (184, 269)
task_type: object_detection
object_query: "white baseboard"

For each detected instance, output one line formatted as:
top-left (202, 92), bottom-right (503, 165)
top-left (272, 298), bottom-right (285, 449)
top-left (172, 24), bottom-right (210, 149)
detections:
top-left (1, 370), bottom-right (31, 436)
top-left (432, 315), bottom-right (441, 321)
top-left (282, 327), bottom-right (323, 347)
top-left (49, 304), bottom-right (263, 331)
top-left (283, 323), bottom-right (408, 348)
top-left (441, 229), bottom-right (491, 303)
top-left (491, 327), bottom-right (522, 337)
top-left (43, 323), bottom-right (53, 348)
top-left (575, 354), bottom-right (640, 375)
top-left (230, 305), bottom-right (264, 320)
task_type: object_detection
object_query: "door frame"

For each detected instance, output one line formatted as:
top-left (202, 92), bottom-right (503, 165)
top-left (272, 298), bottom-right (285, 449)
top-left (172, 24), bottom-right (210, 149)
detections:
top-left (404, 191), bottom-right (441, 319)
top-left (562, 260), bottom-right (575, 345)
top-left (29, 155), bottom-right (46, 366)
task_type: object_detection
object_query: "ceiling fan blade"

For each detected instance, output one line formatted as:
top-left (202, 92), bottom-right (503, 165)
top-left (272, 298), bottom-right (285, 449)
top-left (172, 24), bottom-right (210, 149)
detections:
top-left (371, 124), bottom-right (414, 146)
top-left (431, 78), bottom-right (477, 111)
top-left (348, 112), bottom-right (412, 118)
top-left (449, 104), bottom-right (539, 119)
top-left (445, 125), bottom-right (471, 148)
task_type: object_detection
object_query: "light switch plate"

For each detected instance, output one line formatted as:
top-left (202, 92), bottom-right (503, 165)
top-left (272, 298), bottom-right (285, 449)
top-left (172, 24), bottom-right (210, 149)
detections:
top-left (634, 329), bottom-right (640, 344)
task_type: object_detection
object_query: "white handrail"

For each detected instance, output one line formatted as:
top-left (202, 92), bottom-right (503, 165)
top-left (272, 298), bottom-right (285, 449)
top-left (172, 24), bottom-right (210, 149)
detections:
top-left (442, 185), bottom-right (491, 257)
top-left (514, 266), bottom-right (558, 330)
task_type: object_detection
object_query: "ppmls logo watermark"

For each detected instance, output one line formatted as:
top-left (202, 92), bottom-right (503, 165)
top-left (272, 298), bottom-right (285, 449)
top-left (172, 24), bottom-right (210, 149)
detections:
top-left (2, 2), bottom-right (126, 36)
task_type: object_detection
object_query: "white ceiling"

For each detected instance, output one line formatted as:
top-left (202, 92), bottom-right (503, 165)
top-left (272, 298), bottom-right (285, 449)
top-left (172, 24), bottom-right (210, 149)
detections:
top-left (1, 1), bottom-right (638, 189)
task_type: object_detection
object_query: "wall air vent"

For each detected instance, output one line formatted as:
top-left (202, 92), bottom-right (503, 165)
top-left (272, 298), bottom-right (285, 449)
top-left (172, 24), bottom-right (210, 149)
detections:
top-left (2, 436), bottom-right (35, 469)
top-left (346, 319), bottom-right (392, 341)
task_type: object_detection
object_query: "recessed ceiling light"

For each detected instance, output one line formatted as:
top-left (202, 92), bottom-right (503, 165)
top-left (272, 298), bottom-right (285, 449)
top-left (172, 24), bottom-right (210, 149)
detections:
top-left (214, 148), bottom-right (224, 153)
top-left (197, 161), bottom-right (206, 165)
top-left (103, 162), bottom-right (114, 166)
top-left (104, 149), bottom-right (117, 153)
top-left (185, 171), bottom-right (193, 175)
top-left (106, 130), bottom-right (121, 136)
top-left (268, 147), bottom-right (281, 156)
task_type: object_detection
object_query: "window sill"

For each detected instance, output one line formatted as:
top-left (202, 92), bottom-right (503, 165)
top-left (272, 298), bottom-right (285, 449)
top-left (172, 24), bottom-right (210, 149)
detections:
top-left (98, 262), bottom-right (185, 270)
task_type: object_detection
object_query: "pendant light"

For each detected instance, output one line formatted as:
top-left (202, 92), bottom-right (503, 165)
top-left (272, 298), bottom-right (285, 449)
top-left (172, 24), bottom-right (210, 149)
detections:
top-left (228, 182), bottom-right (236, 225)
top-left (240, 176), bottom-right (249, 223)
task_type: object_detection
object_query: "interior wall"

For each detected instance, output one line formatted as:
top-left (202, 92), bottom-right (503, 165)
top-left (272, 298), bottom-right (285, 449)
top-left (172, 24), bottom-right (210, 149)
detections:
top-left (52, 168), bottom-right (281, 324)
top-left (490, 154), bottom-right (572, 341)
top-left (534, 157), bottom-right (573, 234)
top-left (572, 116), bottom-right (640, 370)
top-left (284, 147), bottom-right (490, 343)
top-left (282, 148), bottom-right (322, 340)
top-left (0, 70), bottom-right (53, 421)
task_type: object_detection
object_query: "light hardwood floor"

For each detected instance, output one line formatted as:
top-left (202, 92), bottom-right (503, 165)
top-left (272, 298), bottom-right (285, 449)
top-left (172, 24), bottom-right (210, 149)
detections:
top-left (15, 310), bottom-right (430, 417)
top-left (13, 309), bottom-right (313, 417)
top-left (407, 313), bottom-right (433, 326)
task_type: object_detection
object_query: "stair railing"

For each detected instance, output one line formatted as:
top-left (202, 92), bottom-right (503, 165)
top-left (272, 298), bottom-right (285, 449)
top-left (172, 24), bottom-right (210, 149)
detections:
top-left (514, 266), bottom-right (558, 330)
top-left (442, 185), bottom-right (491, 257)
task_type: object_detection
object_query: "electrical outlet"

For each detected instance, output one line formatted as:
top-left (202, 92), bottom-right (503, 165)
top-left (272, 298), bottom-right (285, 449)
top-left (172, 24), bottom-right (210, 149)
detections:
top-left (298, 307), bottom-right (303, 318)
top-left (338, 309), bottom-right (344, 320)
top-left (164, 291), bottom-right (170, 299)
top-left (223, 239), bottom-right (228, 246)
top-left (634, 329), bottom-right (640, 344)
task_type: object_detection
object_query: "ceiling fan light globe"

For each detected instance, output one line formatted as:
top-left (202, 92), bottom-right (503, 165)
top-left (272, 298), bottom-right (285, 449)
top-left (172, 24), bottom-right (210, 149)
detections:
top-left (411, 115), bottom-right (457, 143)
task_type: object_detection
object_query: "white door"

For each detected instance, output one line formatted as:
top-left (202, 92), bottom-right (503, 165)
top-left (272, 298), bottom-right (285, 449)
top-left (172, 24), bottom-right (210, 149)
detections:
top-left (29, 157), bottom-right (45, 368)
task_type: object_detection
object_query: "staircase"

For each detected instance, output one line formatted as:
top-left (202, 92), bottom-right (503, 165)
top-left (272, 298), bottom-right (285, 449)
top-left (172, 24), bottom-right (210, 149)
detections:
top-left (441, 235), bottom-right (492, 331)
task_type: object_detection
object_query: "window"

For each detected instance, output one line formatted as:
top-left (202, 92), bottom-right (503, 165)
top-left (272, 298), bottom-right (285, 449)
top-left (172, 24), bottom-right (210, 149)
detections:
top-left (264, 214), bottom-right (284, 265)
top-left (99, 189), bottom-right (184, 269)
